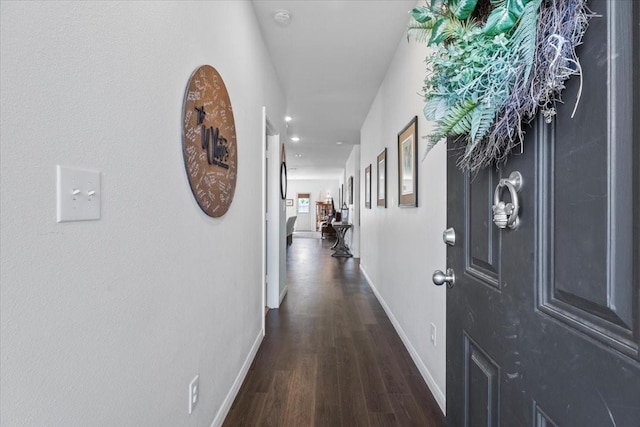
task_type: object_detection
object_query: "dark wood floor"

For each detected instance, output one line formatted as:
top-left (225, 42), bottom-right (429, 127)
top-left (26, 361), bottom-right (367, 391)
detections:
top-left (224, 235), bottom-right (445, 426)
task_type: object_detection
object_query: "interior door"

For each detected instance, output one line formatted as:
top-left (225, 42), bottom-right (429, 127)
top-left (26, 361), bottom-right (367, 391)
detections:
top-left (296, 193), bottom-right (312, 231)
top-left (443, 2), bottom-right (640, 425)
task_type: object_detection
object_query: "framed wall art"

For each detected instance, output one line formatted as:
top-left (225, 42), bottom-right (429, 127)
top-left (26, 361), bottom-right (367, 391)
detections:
top-left (377, 148), bottom-right (387, 208)
top-left (348, 176), bottom-right (354, 205)
top-left (398, 116), bottom-right (418, 207)
top-left (364, 164), bottom-right (371, 209)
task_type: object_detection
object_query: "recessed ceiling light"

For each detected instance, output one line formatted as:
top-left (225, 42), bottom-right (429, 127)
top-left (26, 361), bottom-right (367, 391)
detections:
top-left (273, 9), bottom-right (291, 25)
top-left (295, 153), bottom-right (303, 158)
top-left (336, 141), bottom-right (343, 145)
top-left (291, 136), bottom-right (300, 142)
top-left (285, 116), bottom-right (292, 122)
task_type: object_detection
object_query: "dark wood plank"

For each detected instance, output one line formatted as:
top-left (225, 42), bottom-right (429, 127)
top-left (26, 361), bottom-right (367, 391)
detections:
top-left (406, 374), bottom-right (446, 426)
top-left (314, 346), bottom-right (342, 426)
top-left (368, 412), bottom-right (398, 426)
top-left (366, 324), bottom-right (411, 394)
top-left (335, 336), bottom-right (370, 427)
top-left (222, 391), bottom-right (267, 427)
top-left (257, 370), bottom-right (292, 426)
top-left (283, 354), bottom-right (317, 426)
top-left (388, 393), bottom-right (432, 426)
top-left (351, 330), bottom-right (393, 413)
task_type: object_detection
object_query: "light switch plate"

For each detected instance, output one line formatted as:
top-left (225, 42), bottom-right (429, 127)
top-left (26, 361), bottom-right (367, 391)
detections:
top-left (56, 165), bottom-right (101, 222)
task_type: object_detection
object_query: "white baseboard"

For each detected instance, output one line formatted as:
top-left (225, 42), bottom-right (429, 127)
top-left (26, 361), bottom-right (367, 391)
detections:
top-left (210, 331), bottom-right (263, 427)
top-left (359, 265), bottom-right (446, 414)
top-left (279, 285), bottom-right (288, 305)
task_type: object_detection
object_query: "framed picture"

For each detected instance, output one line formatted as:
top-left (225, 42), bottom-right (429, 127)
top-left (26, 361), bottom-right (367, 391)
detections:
top-left (348, 176), bottom-right (354, 205)
top-left (364, 164), bottom-right (371, 209)
top-left (286, 199), bottom-right (293, 206)
top-left (398, 116), bottom-right (418, 207)
top-left (377, 148), bottom-right (387, 207)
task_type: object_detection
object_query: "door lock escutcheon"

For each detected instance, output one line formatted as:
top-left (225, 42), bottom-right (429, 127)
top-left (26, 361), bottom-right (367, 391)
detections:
top-left (442, 227), bottom-right (456, 246)
top-left (492, 171), bottom-right (523, 230)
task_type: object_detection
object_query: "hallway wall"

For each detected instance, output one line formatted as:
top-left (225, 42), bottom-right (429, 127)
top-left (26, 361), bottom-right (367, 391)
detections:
top-left (0, 2), bottom-right (285, 426)
top-left (359, 29), bottom-right (447, 410)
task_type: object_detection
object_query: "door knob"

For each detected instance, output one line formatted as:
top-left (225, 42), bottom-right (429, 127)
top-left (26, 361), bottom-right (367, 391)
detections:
top-left (432, 268), bottom-right (455, 288)
top-left (492, 171), bottom-right (523, 230)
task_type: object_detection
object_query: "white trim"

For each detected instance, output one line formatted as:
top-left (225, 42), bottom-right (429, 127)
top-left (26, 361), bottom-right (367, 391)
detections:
top-left (279, 285), bottom-right (288, 305)
top-left (360, 265), bottom-right (446, 414)
top-left (261, 107), bottom-right (267, 337)
top-left (210, 331), bottom-right (264, 427)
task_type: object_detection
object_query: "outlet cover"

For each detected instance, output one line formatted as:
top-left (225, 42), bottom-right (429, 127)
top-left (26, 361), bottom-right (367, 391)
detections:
top-left (430, 323), bottom-right (437, 347)
top-left (189, 375), bottom-right (199, 414)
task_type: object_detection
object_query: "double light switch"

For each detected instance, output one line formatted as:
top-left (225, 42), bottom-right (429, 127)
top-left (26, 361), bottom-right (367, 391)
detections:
top-left (56, 165), bottom-right (101, 222)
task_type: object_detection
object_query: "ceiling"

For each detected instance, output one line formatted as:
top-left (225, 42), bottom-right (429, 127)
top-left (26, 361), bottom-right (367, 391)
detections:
top-left (251, 0), bottom-right (418, 180)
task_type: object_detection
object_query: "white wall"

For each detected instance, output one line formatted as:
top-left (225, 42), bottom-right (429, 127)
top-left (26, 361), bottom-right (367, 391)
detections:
top-left (285, 179), bottom-right (340, 231)
top-left (359, 29), bottom-right (447, 411)
top-left (0, 2), bottom-right (285, 426)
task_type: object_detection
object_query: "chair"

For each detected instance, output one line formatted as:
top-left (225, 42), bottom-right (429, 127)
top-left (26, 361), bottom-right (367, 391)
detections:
top-left (320, 212), bottom-right (341, 239)
top-left (286, 216), bottom-right (297, 246)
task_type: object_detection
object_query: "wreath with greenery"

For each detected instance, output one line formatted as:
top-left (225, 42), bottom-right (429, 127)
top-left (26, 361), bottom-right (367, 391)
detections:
top-left (409, 0), bottom-right (591, 173)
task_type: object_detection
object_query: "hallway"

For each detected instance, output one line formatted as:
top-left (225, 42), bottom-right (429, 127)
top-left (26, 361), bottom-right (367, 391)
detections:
top-left (224, 236), bottom-right (445, 426)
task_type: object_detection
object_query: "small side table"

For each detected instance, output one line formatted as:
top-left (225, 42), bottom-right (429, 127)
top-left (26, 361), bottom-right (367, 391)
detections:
top-left (331, 222), bottom-right (352, 257)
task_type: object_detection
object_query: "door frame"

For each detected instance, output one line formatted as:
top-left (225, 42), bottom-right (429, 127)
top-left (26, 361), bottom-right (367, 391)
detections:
top-left (262, 108), bottom-right (285, 324)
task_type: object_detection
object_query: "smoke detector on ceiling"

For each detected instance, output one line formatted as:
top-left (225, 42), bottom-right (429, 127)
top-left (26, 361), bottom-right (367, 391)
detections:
top-left (273, 9), bottom-right (291, 25)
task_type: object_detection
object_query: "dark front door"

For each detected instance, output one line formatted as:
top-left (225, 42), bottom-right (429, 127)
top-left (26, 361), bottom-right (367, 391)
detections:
top-left (445, 2), bottom-right (640, 425)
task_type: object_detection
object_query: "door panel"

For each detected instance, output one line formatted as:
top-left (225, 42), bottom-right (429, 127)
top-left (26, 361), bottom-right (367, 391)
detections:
top-left (464, 334), bottom-right (500, 427)
top-left (537, 1), bottom-right (637, 356)
top-left (466, 170), bottom-right (501, 289)
top-left (446, 2), bottom-right (640, 425)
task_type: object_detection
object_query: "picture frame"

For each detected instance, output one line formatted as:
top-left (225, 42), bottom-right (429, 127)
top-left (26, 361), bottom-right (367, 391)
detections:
top-left (377, 148), bottom-right (387, 207)
top-left (286, 199), bottom-right (293, 207)
top-left (364, 164), bottom-right (371, 209)
top-left (348, 176), bottom-right (354, 205)
top-left (398, 116), bottom-right (418, 207)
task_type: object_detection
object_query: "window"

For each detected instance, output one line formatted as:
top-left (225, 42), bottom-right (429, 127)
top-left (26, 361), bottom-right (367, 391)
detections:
top-left (297, 193), bottom-right (310, 213)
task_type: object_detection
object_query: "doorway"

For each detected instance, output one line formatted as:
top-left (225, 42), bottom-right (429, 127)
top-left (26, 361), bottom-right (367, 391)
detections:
top-left (295, 193), bottom-right (312, 231)
top-left (262, 108), bottom-right (285, 325)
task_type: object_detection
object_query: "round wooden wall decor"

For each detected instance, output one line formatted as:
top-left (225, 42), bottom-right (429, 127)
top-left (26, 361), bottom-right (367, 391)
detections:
top-left (181, 65), bottom-right (237, 217)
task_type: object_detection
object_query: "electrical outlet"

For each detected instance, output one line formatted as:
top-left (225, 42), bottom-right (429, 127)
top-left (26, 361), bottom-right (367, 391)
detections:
top-left (189, 375), bottom-right (199, 414)
top-left (430, 323), bottom-right (437, 347)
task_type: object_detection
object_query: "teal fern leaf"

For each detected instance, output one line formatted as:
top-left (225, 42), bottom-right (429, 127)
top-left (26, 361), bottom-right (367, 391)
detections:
top-left (509, 0), bottom-right (542, 84)
top-left (430, 98), bottom-right (477, 141)
top-left (407, 20), bottom-right (436, 43)
top-left (470, 103), bottom-right (496, 144)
